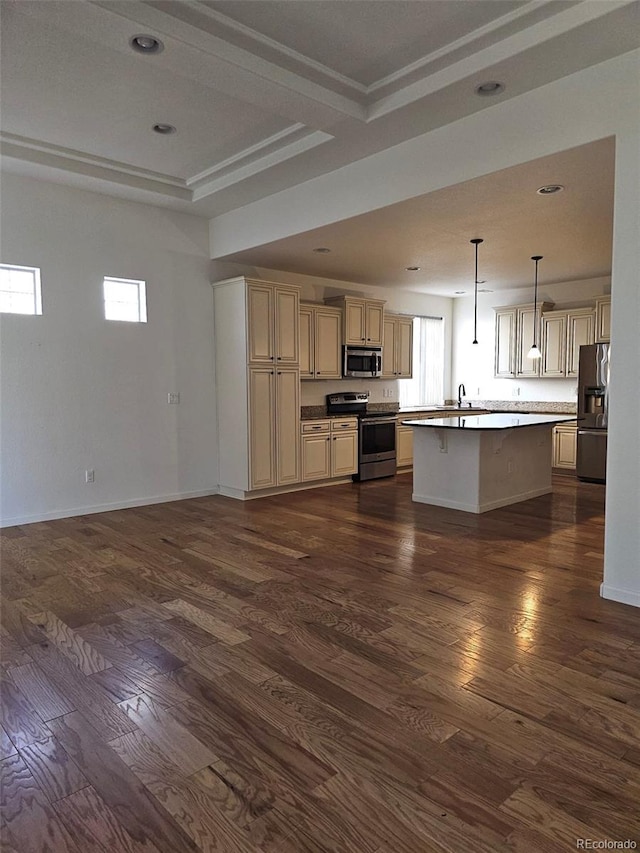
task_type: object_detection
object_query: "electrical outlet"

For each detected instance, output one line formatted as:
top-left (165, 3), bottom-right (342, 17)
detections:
top-left (476, 387), bottom-right (481, 396)
top-left (507, 458), bottom-right (513, 474)
top-left (168, 392), bottom-right (180, 405)
top-left (512, 386), bottom-right (520, 397)
top-left (85, 469), bottom-right (95, 483)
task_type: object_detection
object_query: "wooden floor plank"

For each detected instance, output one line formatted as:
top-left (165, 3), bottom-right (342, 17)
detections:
top-left (1, 475), bottom-right (638, 852)
top-left (0, 753), bottom-right (83, 853)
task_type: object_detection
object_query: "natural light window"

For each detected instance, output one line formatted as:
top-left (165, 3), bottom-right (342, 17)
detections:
top-left (0, 264), bottom-right (43, 315)
top-left (103, 276), bottom-right (147, 323)
top-left (399, 316), bottom-right (445, 408)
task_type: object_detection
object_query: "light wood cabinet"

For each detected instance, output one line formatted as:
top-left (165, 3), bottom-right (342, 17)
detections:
top-left (494, 302), bottom-right (553, 379)
top-left (301, 418), bottom-right (358, 481)
top-left (494, 308), bottom-right (517, 378)
top-left (247, 281), bottom-right (299, 365)
top-left (396, 424), bottom-right (414, 467)
top-left (213, 277), bottom-right (301, 498)
top-left (540, 307), bottom-right (595, 377)
top-left (595, 296), bottom-right (611, 342)
top-left (553, 423), bottom-right (578, 470)
top-left (248, 366), bottom-right (300, 490)
top-left (566, 309), bottom-right (595, 376)
top-left (275, 368), bottom-right (301, 485)
top-left (540, 311), bottom-right (567, 377)
top-left (324, 296), bottom-right (385, 346)
top-left (300, 303), bottom-right (342, 380)
top-left (331, 429), bottom-right (358, 476)
top-left (516, 305), bottom-right (543, 377)
top-left (382, 314), bottom-right (414, 378)
top-left (541, 307), bottom-right (595, 378)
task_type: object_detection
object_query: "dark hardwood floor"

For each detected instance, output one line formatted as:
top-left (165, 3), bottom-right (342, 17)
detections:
top-left (2, 473), bottom-right (639, 852)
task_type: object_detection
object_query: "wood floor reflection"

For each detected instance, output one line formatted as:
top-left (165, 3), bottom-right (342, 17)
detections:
top-left (2, 473), bottom-right (639, 852)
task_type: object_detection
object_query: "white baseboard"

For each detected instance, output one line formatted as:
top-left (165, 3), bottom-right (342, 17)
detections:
top-left (600, 583), bottom-right (640, 609)
top-left (412, 486), bottom-right (551, 514)
top-left (219, 477), bottom-right (354, 501)
top-left (0, 488), bottom-right (220, 528)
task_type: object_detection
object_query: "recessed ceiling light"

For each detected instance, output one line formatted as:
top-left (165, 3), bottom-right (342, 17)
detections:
top-left (475, 81), bottom-right (505, 97)
top-left (454, 291), bottom-right (466, 295)
top-left (478, 288), bottom-right (494, 293)
top-left (405, 266), bottom-right (421, 271)
top-left (537, 184), bottom-right (565, 195)
top-left (152, 124), bottom-right (176, 135)
top-left (130, 34), bottom-right (164, 54)
top-left (312, 247), bottom-right (331, 254)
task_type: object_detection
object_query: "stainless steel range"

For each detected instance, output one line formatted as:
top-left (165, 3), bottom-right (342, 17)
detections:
top-left (326, 392), bottom-right (397, 481)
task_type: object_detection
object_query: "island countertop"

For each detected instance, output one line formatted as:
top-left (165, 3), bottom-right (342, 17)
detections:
top-left (402, 413), bottom-right (577, 430)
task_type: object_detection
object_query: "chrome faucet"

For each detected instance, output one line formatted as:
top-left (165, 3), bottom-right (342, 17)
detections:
top-left (457, 383), bottom-right (466, 407)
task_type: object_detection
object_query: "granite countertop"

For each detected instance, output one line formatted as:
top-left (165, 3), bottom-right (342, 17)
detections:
top-left (402, 413), bottom-right (577, 431)
top-left (302, 400), bottom-right (576, 420)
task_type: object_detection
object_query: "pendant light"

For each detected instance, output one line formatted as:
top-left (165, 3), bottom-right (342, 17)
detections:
top-left (527, 255), bottom-right (543, 359)
top-left (470, 238), bottom-right (483, 345)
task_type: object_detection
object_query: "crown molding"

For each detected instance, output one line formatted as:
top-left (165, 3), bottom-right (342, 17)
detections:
top-left (0, 133), bottom-right (191, 199)
top-left (188, 125), bottom-right (333, 199)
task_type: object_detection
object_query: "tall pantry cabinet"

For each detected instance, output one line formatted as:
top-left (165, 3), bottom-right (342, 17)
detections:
top-left (213, 277), bottom-right (301, 498)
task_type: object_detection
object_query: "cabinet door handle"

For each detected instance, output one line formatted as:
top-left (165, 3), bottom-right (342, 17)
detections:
top-left (311, 426), bottom-right (321, 430)
top-left (333, 437), bottom-right (336, 441)
top-left (270, 356), bottom-right (274, 360)
top-left (277, 371), bottom-right (282, 375)
top-left (326, 437), bottom-right (330, 441)
top-left (277, 357), bottom-right (282, 360)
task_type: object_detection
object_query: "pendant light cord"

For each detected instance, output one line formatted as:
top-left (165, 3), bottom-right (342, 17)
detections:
top-left (531, 255), bottom-right (543, 347)
top-left (470, 238), bottom-right (483, 345)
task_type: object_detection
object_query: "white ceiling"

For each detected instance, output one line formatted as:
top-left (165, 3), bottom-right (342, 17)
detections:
top-left (0, 0), bottom-right (636, 292)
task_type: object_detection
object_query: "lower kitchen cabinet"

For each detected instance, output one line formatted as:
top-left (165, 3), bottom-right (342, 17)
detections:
top-left (301, 419), bottom-right (358, 481)
top-left (552, 423), bottom-right (578, 470)
top-left (249, 366), bottom-right (300, 489)
top-left (331, 430), bottom-right (358, 476)
top-left (396, 424), bottom-right (414, 467)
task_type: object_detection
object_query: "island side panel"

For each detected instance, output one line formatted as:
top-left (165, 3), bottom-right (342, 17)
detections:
top-left (411, 427), bottom-right (482, 512)
top-left (477, 424), bottom-right (554, 512)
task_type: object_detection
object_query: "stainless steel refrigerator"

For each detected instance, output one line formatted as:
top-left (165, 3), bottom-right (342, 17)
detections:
top-left (576, 343), bottom-right (609, 483)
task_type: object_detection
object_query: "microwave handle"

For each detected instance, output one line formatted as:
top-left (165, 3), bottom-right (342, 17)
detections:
top-left (375, 353), bottom-right (381, 375)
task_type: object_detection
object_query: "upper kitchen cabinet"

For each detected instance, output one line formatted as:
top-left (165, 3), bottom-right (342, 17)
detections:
top-left (300, 303), bottom-right (342, 380)
top-left (382, 314), bottom-right (414, 378)
top-left (541, 307), bottom-right (595, 377)
top-left (248, 281), bottom-right (299, 365)
top-left (494, 302), bottom-right (553, 378)
top-left (494, 307), bottom-right (517, 377)
top-left (594, 296), bottom-right (611, 342)
top-left (324, 296), bottom-right (385, 346)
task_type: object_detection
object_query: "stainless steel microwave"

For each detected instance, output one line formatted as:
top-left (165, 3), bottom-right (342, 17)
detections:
top-left (343, 345), bottom-right (383, 378)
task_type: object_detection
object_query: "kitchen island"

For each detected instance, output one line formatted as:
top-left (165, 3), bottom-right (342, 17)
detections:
top-left (402, 413), bottom-right (577, 513)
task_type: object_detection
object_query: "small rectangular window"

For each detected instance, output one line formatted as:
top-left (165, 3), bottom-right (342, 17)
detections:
top-left (0, 264), bottom-right (43, 315)
top-left (103, 276), bottom-right (147, 323)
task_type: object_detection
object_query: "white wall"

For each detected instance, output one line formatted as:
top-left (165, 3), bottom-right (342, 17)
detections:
top-left (0, 174), bottom-right (217, 525)
top-left (210, 50), bottom-right (640, 608)
top-left (210, 261), bottom-right (453, 406)
top-left (452, 276), bottom-right (611, 403)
